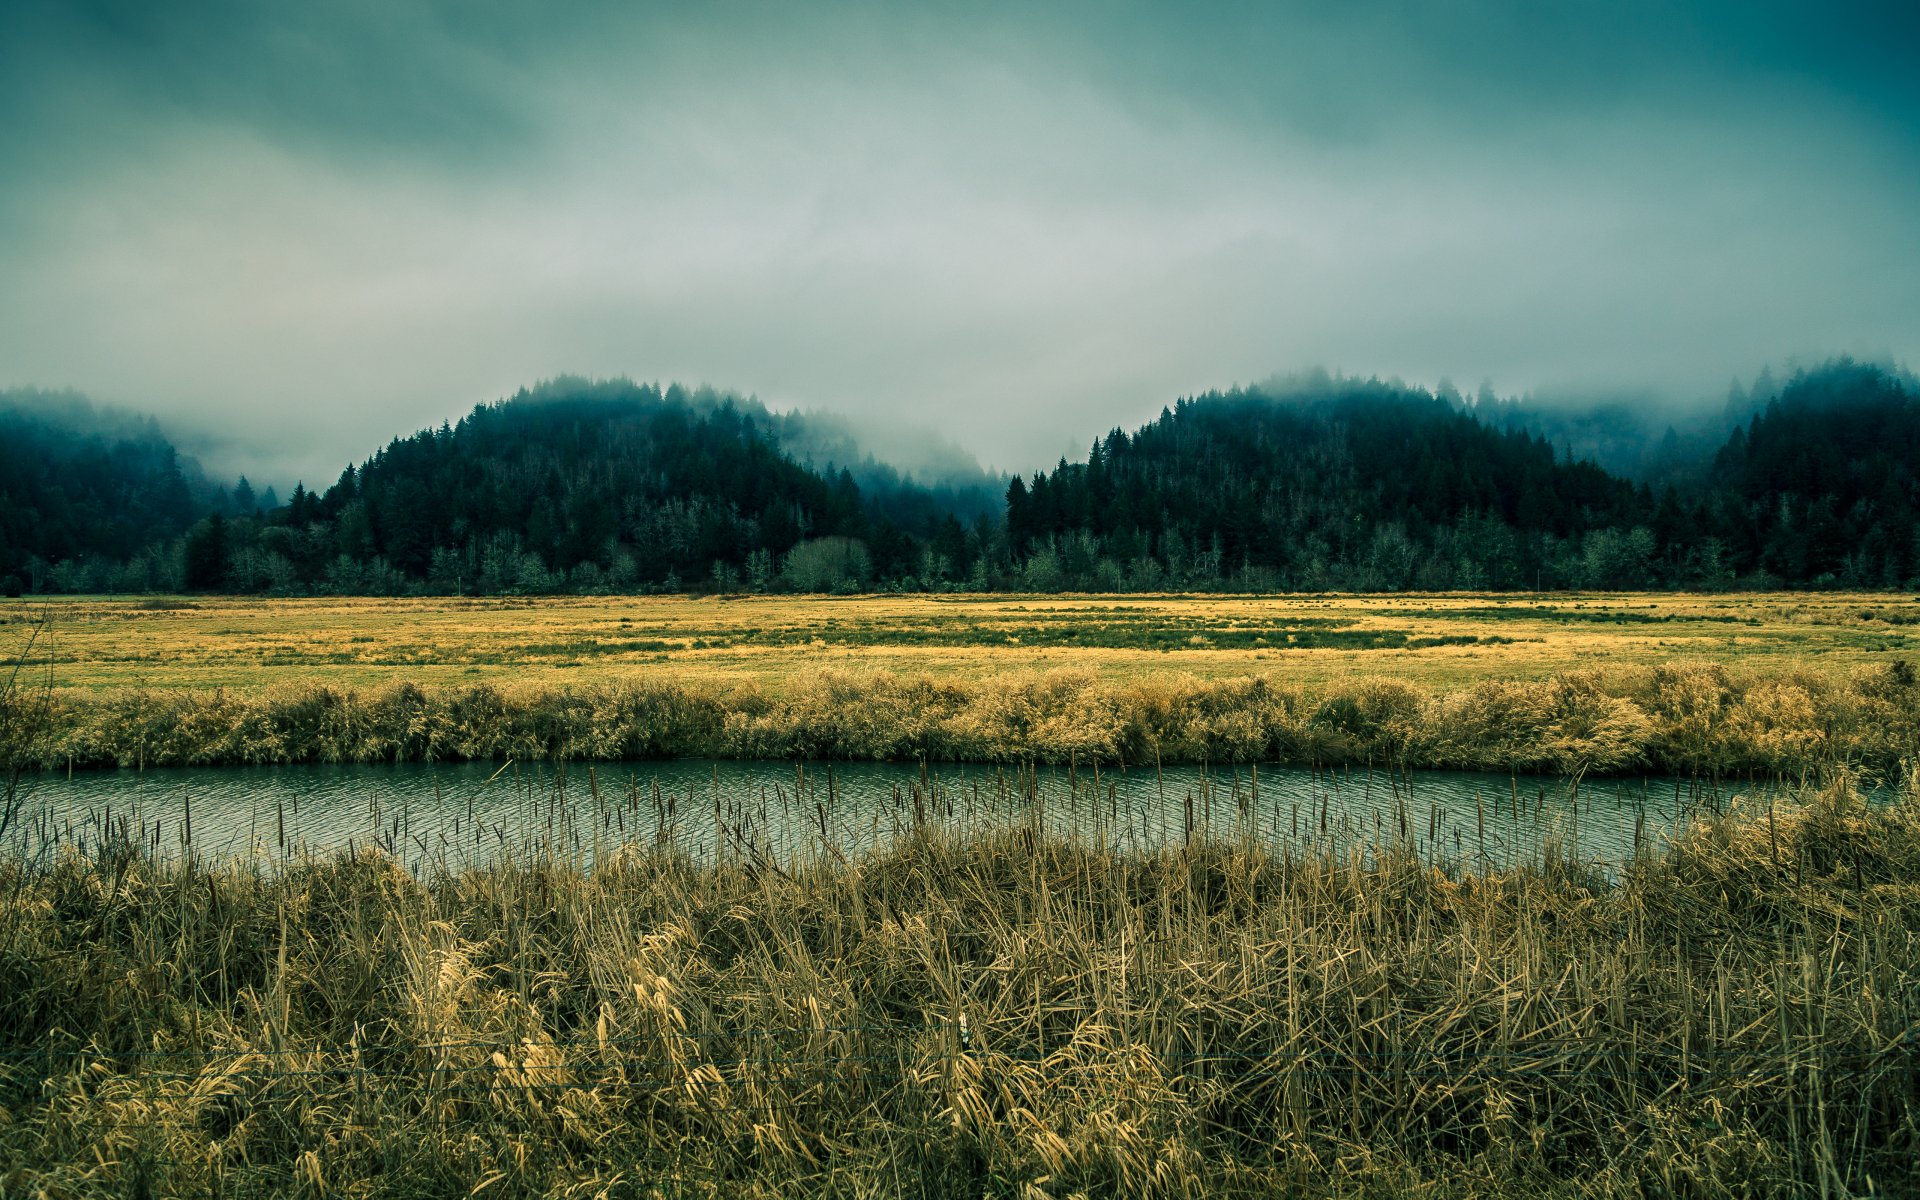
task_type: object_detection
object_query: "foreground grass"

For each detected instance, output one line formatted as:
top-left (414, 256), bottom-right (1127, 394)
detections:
top-left (1, 785), bottom-right (1915, 1197)
top-left (9, 592), bottom-right (1919, 693)
top-left (17, 659), bottom-right (1920, 777)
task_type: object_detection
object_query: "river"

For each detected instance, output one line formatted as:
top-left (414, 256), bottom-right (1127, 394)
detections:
top-left (1, 758), bottom-right (1782, 875)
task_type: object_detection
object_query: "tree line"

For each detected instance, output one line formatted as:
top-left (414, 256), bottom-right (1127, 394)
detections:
top-left (4, 360), bottom-right (1916, 596)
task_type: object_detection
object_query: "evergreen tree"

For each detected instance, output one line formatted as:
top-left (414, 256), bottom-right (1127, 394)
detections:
top-left (184, 513), bottom-right (230, 591)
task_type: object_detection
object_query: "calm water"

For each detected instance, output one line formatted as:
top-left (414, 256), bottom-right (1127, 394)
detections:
top-left (0, 758), bottom-right (1765, 874)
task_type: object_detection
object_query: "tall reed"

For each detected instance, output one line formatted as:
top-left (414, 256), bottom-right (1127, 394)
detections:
top-left (0, 780), bottom-right (1914, 1196)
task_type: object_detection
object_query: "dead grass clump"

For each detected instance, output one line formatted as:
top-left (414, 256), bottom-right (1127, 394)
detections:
top-left (723, 669), bottom-right (971, 760)
top-left (4, 784), bottom-right (1914, 1196)
top-left (1118, 674), bottom-right (1300, 764)
top-left (941, 669), bottom-right (1130, 763)
top-left (1533, 672), bottom-right (1653, 774)
top-left (1298, 675), bottom-right (1425, 764)
top-left (27, 662), bottom-right (1920, 777)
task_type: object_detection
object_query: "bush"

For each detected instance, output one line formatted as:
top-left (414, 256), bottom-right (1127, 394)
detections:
top-left (782, 537), bottom-right (871, 592)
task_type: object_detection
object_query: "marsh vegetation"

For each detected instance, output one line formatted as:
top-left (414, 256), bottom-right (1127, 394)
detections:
top-left (5, 596), bottom-right (1918, 1196)
top-left (13, 658), bottom-right (1918, 785)
top-left (0, 779), bottom-right (1914, 1197)
top-left (8, 592), bottom-right (1920, 786)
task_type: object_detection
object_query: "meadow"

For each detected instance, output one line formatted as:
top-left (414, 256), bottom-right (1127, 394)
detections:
top-left (5, 592), bottom-right (1919, 777)
top-left (9, 591), bottom-right (1919, 694)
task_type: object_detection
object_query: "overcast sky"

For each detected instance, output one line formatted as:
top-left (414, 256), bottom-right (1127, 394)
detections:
top-left (3, 0), bottom-right (1917, 486)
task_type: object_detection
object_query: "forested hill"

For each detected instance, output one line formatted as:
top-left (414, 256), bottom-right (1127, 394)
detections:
top-left (1005, 377), bottom-right (1648, 591)
top-left (0, 390), bottom-right (203, 593)
top-left (1002, 362), bottom-right (1918, 591)
top-left (1706, 361), bottom-right (1920, 586)
top-left (234, 380), bottom-right (987, 594)
top-left (7, 360), bottom-right (1918, 594)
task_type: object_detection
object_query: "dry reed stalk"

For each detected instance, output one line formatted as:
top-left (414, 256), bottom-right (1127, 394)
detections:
top-left (0, 779), bottom-right (1914, 1196)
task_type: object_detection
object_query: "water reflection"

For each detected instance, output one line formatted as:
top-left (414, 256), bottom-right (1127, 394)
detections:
top-left (4, 758), bottom-right (1771, 875)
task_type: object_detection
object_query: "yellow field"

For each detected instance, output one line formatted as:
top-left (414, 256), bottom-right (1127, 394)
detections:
top-left (5, 591), bottom-right (1915, 693)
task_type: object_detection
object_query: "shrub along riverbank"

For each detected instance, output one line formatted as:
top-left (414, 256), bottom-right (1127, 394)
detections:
top-left (0, 782), bottom-right (1915, 1196)
top-left (11, 661), bottom-right (1920, 777)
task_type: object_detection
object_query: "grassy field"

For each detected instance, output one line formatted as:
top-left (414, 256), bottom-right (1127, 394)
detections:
top-left (1, 782), bottom-right (1914, 1198)
top-left (7, 591), bottom-right (1920, 693)
top-left (7, 592), bottom-right (1920, 775)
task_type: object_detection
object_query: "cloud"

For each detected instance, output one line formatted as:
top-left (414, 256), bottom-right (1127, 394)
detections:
top-left (1, 0), bottom-right (1915, 484)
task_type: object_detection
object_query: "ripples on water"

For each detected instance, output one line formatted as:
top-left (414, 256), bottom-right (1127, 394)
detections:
top-left (1, 759), bottom-right (1780, 875)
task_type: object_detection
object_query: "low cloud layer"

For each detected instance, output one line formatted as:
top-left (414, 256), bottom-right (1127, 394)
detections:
top-left (3, 0), bottom-right (1916, 486)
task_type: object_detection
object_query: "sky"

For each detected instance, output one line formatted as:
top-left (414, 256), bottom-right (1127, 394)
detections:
top-left (2, 0), bottom-right (1917, 487)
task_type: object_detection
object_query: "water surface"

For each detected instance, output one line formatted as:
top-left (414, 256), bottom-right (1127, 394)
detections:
top-left (3, 758), bottom-right (1768, 874)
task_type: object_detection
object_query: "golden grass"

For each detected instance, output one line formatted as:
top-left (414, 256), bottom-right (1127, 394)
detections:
top-left (8, 591), bottom-right (1919, 694)
top-left (1, 782), bottom-right (1915, 1197)
top-left (19, 661), bottom-right (1920, 777)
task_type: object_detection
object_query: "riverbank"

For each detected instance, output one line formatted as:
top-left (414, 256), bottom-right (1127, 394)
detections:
top-left (1, 782), bottom-right (1914, 1197)
top-left (10, 660), bottom-right (1920, 775)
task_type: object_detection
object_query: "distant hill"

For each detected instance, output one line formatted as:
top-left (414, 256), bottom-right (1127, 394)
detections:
top-left (740, 399), bottom-right (1006, 525)
top-left (0, 390), bottom-right (203, 590)
top-left (248, 378), bottom-right (990, 593)
top-left (7, 360), bottom-right (1917, 594)
top-left (1005, 374), bottom-right (1649, 591)
top-left (999, 360), bottom-right (1918, 591)
top-left (1480, 390), bottom-right (1732, 494)
top-left (1705, 361), bottom-right (1920, 586)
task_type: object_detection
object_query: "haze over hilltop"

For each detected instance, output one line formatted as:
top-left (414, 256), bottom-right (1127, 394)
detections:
top-left (1, 0), bottom-right (1916, 482)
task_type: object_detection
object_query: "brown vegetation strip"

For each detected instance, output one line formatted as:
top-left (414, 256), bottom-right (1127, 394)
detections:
top-left (0, 784), bottom-right (1915, 1196)
top-left (14, 660), bottom-right (1920, 776)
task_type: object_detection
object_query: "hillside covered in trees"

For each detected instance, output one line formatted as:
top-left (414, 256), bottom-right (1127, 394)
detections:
top-left (0, 391), bottom-right (205, 594)
top-left (189, 380), bottom-right (997, 596)
top-left (1003, 361), bottom-right (1919, 591)
top-left (1007, 375), bottom-right (1644, 591)
top-left (1705, 361), bottom-right (1919, 587)
top-left (6, 360), bottom-right (1918, 595)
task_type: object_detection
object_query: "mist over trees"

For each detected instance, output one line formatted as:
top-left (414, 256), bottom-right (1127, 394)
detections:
top-left (750, 402), bottom-right (1005, 526)
top-left (1706, 361), bottom-right (1920, 586)
top-left (0, 390), bottom-right (202, 594)
top-left (7, 359), bottom-right (1918, 596)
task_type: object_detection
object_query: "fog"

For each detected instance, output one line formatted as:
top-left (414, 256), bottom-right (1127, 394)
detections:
top-left (2, 0), bottom-right (1915, 487)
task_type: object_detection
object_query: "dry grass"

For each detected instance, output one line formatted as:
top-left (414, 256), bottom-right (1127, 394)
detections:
top-left (19, 660), bottom-right (1920, 778)
top-left (8, 592), bottom-right (1919, 694)
top-left (0, 780), bottom-right (1915, 1197)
